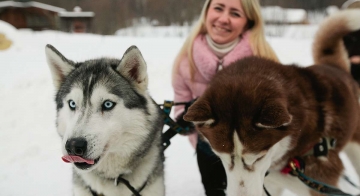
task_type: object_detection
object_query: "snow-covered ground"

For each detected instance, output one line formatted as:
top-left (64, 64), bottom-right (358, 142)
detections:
top-left (0, 21), bottom-right (359, 196)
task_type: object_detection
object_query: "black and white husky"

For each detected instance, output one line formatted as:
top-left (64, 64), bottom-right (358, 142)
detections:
top-left (45, 45), bottom-right (165, 196)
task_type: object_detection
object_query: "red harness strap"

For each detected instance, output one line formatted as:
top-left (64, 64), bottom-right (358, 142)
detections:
top-left (281, 157), bottom-right (303, 175)
top-left (281, 137), bottom-right (336, 174)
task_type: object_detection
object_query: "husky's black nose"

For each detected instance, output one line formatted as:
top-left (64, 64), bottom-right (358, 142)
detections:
top-left (65, 138), bottom-right (87, 156)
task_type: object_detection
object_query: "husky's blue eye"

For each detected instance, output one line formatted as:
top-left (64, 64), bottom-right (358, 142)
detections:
top-left (68, 100), bottom-right (76, 110)
top-left (102, 100), bottom-right (116, 111)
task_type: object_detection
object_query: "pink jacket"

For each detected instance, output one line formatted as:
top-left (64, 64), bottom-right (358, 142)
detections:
top-left (172, 31), bottom-right (253, 148)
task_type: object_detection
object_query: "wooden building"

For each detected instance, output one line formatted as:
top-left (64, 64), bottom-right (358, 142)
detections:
top-left (261, 6), bottom-right (308, 25)
top-left (59, 6), bottom-right (95, 33)
top-left (0, 1), bottom-right (65, 30)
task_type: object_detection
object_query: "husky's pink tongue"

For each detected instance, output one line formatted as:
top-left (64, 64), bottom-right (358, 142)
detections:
top-left (62, 155), bottom-right (94, 165)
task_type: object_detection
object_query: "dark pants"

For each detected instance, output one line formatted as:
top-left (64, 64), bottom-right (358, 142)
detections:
top-left (196, 138), bottom-right (227, 196)
top-left (351, 63), bottom-right (360, 84)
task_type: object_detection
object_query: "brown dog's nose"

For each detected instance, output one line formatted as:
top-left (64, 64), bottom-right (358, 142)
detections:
top-left (65, 138), bottom-right (87, 156)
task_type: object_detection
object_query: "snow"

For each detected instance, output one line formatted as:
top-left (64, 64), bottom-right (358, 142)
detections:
top-left (0, 23), bottom-right (359, 196)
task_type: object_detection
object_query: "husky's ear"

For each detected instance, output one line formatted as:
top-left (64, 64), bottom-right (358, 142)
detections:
top-left (45, 44), bottom-right (75, 90)
top-left (256, 100), bottom-right (292, 129)
top-left (117, 46), bottom-right (148, 93)
top-left (183, 99), bottom-right (215, 127)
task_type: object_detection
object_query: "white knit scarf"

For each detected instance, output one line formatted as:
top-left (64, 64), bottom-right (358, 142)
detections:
top-left (205, 34), bottom-right (240, 58)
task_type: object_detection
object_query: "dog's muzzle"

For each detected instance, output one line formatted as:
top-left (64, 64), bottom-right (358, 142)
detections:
top-left (62, 137), bottom-right (99, 170)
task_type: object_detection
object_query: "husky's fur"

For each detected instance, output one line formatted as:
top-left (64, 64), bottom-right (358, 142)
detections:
top-left (46, 45), bottom-right (165, 196)
top-left (184, 9), bottom-right (360, 196)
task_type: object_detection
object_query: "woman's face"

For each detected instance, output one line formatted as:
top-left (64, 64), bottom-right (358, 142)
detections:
top-left (205, 0), bottom-right (248, 44)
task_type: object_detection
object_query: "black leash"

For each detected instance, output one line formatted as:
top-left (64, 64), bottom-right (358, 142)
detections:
top-left (159, 100), bottom-right (193, 150)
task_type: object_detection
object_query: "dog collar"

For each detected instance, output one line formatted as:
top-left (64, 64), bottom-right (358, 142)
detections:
top-left (302, 137), bottom-right (336, 157)
top-left (281, 137), bottom-right (336, 175)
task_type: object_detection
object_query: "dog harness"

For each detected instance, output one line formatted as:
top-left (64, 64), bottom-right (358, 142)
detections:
top-left (281, 137), bottom-right (336, 175)
top-left (283, 158), bottom-right (360, 196)
top-left (266, 137), bottom-right (360, 196)
top-left (88, 174), bottom-right (148, 196)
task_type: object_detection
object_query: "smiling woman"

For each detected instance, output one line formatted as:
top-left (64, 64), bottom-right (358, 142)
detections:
top-left (171, 0), bottom-right (279, 195)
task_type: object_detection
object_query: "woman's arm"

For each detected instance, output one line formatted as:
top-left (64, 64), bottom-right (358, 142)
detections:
top-left (172, 66), bottom-right (192, 118)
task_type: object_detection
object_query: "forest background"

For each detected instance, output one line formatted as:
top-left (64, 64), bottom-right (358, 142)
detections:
top-left (0, 0), bottom-right (348, 34)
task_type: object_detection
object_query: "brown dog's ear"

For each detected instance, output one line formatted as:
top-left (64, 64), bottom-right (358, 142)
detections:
top-left (183, 99), bottom-right (215, 126)
top-left (255, 100), bottom-right (292, 129)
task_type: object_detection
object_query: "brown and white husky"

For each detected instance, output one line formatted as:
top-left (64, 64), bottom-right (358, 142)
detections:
top-left (184, 9), bottom-right (360, 196)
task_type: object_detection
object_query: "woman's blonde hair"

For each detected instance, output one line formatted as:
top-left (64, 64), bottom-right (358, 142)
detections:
top-left (172, 0), bottom-right (279, 81)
